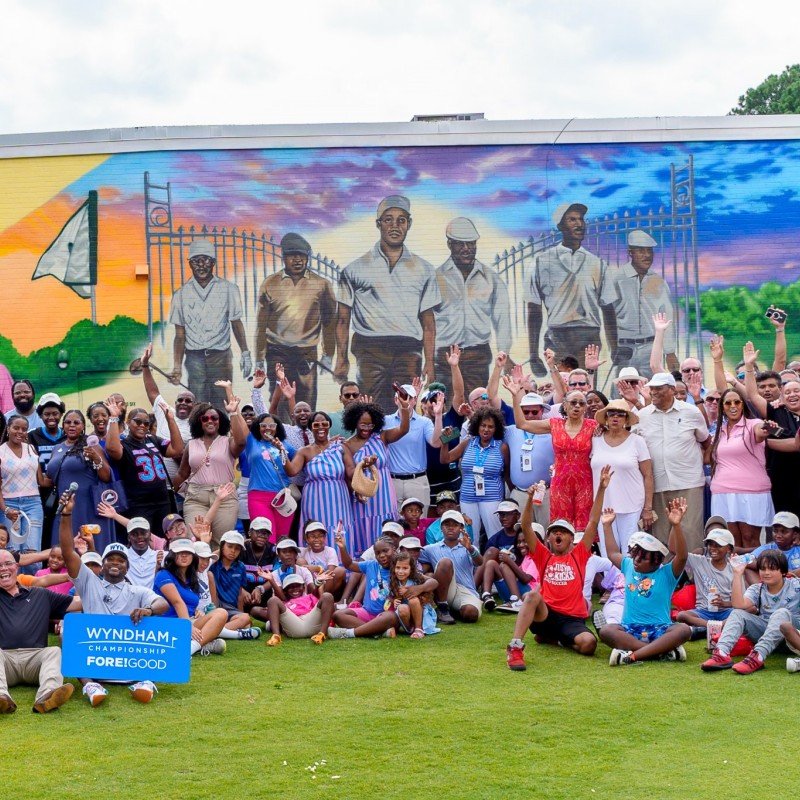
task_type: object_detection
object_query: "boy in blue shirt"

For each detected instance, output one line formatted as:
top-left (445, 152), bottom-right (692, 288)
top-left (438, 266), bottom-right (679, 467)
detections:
top-left (746, 511), bottom-right (800, 579)
top-left (599, 498), bottom-right (691, 665)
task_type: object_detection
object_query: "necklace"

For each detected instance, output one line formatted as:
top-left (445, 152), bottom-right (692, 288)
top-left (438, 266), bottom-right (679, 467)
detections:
top-left (202, 435), bottom-right (218, 466)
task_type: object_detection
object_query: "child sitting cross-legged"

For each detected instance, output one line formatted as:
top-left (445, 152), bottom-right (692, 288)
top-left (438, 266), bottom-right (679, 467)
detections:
top-left (702, 550), bottom-right (800, 674)
top-left (599, 498), bottom-right (691, 666)
top-left (265, 573), bottom-right (336, 646)
top-left (386, 550), bottom-right (439, 638)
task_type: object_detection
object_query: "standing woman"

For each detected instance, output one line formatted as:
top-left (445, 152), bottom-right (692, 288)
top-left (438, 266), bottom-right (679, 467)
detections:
top-left (591, 399), bottom-right (654, 556)
top-left (285, 411), bottom-right (354, 549)
top-left (87, 402), bottom-right (111, 444)
top-left (104, 396), bottom-right (184, 535)
top-left (243, 413), bottom-right (297, 544)
top-left (707, 387), bottom-right (774, 548)
top-left (43, 409), bottom-right (113, 549)
top-left (0, 415), bottom-right (45, 551)
top-left (343, 398), bottom-right (411, 556)
top-left (437, 401), bottom-right (509, 546)
top-left (504, 376), bottom-right (597, 531)
top-left (175, 385), bottom-right (247, 548)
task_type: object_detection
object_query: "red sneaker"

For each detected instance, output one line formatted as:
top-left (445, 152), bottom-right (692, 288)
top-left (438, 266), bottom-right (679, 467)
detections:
top-left (700, 650), bottom-right (734, 671)
top-left (732, 650), bottom-right (764, 675)
top-left (506, 644), bottom-right (527, 671)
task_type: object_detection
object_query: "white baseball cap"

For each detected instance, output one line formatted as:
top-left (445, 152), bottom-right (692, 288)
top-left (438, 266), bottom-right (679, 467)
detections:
top-left (126, 517), bottom-right (151, 534)
top-left (704, 529), bottom-right (735, 547)
top-left (398, 536), bottom-right (422, 550)
top-left (169, 538), bottom-right (197, 554)
top-left (81, 551), bottom-right (103, 566)
top-left (304, 521), bottom-right (327, 535)
top-left (220, 531), bottom-right (246, 548)
top-left (441, 510), bottom-right (466, 526)
top-left (773, 511), bottom-right (800, 529)
top-left (547, 519), bottom-right (576, 536)
top-left (275, 538), bottom-right (300, 551)
top-left (400, 497), bottom-right (424, 511)
top-left (520, 393), bottom-right (545, 407)
top-left (382, 521), bottom-right (405, 538)
top-left (495, 501), bottom-right (520, 514)
top-left (647, 372), bottom-right (676, 388)
top-left (249, 517), bottom-right (273, 532)
top-left (282, 573), bottom-right (305, 589)
top-left (102, 543), bottom-right (129, 561)
top-left (616, 367), bottom-right (643, 383)
top-left (630, 532), bottom-right (669, 557)
top-left (704, 515), bottom-right (728, 533)
top-left (193, 541), bottom-right (219, 562)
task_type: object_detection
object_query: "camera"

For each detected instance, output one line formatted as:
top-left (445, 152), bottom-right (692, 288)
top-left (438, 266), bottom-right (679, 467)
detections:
top-left (765, 307), bottom-right (787, 324)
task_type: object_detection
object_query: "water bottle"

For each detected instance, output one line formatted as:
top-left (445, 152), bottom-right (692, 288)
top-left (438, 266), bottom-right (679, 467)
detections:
top-left (532, 481), bottom-right (546, 506)
top-left (731, 553), bottom-right (756, 567)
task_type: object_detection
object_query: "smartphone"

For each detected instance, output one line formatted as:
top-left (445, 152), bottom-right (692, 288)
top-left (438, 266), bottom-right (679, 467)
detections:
top-left (392, 382), bottom-right (409, 400)
top-left (765, 307), bottom-right (788, 324)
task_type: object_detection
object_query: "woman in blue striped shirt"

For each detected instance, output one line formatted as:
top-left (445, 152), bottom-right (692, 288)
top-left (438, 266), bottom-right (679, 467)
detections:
top-left (437, 400), bottom-right (509, 549)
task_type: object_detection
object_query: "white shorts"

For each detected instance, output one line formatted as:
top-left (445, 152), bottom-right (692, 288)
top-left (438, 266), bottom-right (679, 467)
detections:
top-left (237, 477), bottom-right (249, 521)
top-left (280, 606), bottom-right (323, 638)
top-left (710, 491), bottom-right (774, 527)
top-left (447, 581), bottom-right (482, 618)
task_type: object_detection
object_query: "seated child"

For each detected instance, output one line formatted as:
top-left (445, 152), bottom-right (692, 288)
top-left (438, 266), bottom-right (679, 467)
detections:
top-left (34, 546), bottom-right (72, 594)
top-left (266, 574), bottom-right (335, 645)
top-left (702, 550), bottom-right (800, 674)
top-left (505, 468), bottom-right (611, 671)
top-left (298, 520), bottom-right (346, 597)
top-left (399, 497), bottom-right (432, 546)
top-left (251, 538), bottom-right (315, 624)
top-left (599, 498), bottom-right (691, 666)
top-left (241, 517), bottom-right (276, 593)
top-left (746, 512), bottom-right (800, 580)
top-left (386, 550), bottom-right (439, 638)
top-left (425, 491), bottom-right (474, 545)
top-left (677, 528), bottom-right (735, 637)
top-left (491, 527), bottom-right (541, 613)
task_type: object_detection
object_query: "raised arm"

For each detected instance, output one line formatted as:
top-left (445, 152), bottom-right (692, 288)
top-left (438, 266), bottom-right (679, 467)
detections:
top-left (730, 559), bottom-right (757, 612)
top-left (502, 374), bottom-right (551, 433)
top-left (666, 497), bottom-right (689, 577)
top-left (487, 352), bottom-right (506, 410)
top-left (140, 343), bottom-right (160, 406)
top-left (583, 465), bottom-right (612, 551)
top-left (742, 341), bottom-right (767, 418)
top-left (447, 345), bottom-right (465, 412)
top-left (769, 306), bottom-right (788, 371)
top-left (57, 492), bottom-right (82, 579)
top-left (383, 395), bottom-right (411, 444)
top-left (709, 334), bottom-right (729, 393)
top-left (159, 401), bottom-right (185, 458)
top-left (519, 489), bottom-right (541, 554)
top-left (649, 313), bottom-right (669, 374)
top-left (601, 507), bottom-right (623, 569)
top-left (103, 395), bottom-right (126, 461)
top-left (544, 349), bottom-right (567, 404)
top-left (222, 392), bottom-right (248, 457)
top-left (334, 525), bottom-right (359, 572)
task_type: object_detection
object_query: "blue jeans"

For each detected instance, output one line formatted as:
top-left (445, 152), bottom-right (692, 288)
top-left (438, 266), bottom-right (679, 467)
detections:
top-left (0, 495), bottom-right (44, 551)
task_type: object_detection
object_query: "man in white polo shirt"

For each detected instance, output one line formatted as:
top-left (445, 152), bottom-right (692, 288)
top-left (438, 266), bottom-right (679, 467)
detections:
top-left (636, 372), bottom-right (710, 549)
top-left (124, 517), bottom-right (160, 589)
top-left (169, 238), bottom-right (251, 406)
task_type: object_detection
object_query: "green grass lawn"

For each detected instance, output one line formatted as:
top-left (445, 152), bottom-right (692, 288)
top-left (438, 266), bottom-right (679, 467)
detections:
top-left (2, 614), bottom-right (791, 799)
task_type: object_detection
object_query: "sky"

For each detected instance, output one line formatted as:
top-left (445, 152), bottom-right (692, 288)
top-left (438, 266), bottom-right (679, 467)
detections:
top-left (1, 0), bottom-right (799, 134)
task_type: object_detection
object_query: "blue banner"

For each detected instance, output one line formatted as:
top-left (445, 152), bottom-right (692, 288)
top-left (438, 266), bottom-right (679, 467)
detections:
top-left (62, 614), bottom-right (192, 683)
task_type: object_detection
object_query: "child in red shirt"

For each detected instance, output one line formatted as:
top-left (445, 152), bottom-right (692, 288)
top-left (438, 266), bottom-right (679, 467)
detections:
top-left (506, 465), bottom-right (612, 671)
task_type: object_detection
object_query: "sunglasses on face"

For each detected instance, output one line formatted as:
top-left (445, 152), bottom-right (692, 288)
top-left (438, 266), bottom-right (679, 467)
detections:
top-left (705, 397), bottom-right (720, 403)
top-left (567, 400), bottom-right (587, 407)
top-left (522, 408), bottom-right (542, 415)
top-left (569, 381), bottom-right (589, 388)
top-left (682, 367), bottom-right (702, 373)
top-left (477, 393), bottom-right (489, 401)
top-left (261, 422), bottom-right (278, 430)
top-left (130, 417), bottom-right (150, 426)
top-left (342, 392), bottom-right (359, 399)
top-left (311, 421), bottom-right (330, 429)
top-left (723, 399), bottom-right (743, 407)
top-left (606, 410), bottom-right (627, 418)
top-left (201, 413), bottom-right (219, 423)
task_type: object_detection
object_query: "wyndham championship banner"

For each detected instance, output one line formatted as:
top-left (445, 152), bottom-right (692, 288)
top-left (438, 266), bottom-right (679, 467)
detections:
top-left (62, 614), bottom-right (192, 683)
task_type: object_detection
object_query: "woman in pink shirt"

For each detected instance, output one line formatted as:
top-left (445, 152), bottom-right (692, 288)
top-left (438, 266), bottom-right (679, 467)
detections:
top-left (708, 388), bottom-right (774, 548)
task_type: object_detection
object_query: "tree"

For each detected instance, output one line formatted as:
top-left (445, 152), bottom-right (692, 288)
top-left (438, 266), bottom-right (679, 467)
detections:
top-left (730, 64), bottom-right (800, 115)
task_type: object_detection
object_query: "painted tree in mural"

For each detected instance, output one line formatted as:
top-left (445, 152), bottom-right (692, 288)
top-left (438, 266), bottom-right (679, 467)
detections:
top-left (730, 64), bottom-right (800, 115)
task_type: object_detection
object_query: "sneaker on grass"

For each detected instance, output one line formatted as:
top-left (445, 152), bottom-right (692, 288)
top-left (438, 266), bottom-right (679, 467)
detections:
top-left (238, 627), bottom-right (261, 640)
top-left (327, 627), bottom-right (355, 639)
top-left (199, 638), bottom-right (226, 656)
top-left (786, 657), bottom-right (800, 673)
top-left (130, 680), bottom-right (157, 704)
top-left (608, 648), bottom-right (641, 666)
top-left (731, 650), bottom-right (764, 675)
top-left (481, 592), bottom-right (496, 612)
top-left (83, 681), bottom-right (108, 707)
top-left (700, 650), bottom-right (733, 671)
top-left (506, 643), bottom-right (527, 671)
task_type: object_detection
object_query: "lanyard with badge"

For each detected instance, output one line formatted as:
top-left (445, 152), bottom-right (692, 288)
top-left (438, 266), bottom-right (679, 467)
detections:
top-left (472, 439), bottom-right (492, 497)
top-left (520, 432), bottom-right (536, 472)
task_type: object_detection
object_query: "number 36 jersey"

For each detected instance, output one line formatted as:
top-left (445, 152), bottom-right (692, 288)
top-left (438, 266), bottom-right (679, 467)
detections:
top-left (116, 436), bottom-right (171, 505)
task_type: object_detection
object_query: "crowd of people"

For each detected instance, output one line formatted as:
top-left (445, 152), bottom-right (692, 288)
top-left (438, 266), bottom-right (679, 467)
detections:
top-left (2, 303), bottom-right (800, 714)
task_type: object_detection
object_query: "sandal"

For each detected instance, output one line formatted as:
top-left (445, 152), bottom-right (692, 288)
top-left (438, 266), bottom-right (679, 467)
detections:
top-left (266, 634), bottom-right (282, 647)
top-left (410, 628), bottom-right (425, 639)
top-left (310, 631), bottom-right (326, 645)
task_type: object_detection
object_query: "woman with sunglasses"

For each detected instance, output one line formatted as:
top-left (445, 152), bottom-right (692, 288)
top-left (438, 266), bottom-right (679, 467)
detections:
top-left (708, 388), bottom-right (774, 548)
top-left (285, 411), bottom-right (354, 550)
top-left (104, 396), bottom-right (184, 536)
top-left (591, 400), bottom-right (653, 555)
top-left (175, 386), bottom-right (248, 548)
top-left (504, 375), bottom-right (597, 531)
top-left (243, 413), bottom-right (296, 544)
top-left (43, 409), bottom-right (114, 549)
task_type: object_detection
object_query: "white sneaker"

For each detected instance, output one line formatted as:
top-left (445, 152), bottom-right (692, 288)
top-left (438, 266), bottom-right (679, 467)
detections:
top-left (327, 627), bottom-right (354, 639)
top-left (673, 645), bottom-right (687, 662)
top-left (83, 681), bottom-right (108, 707)
top-left (238, 627), bottom-right (261, 640)
top-left (199, 638), bottom-right (227, 656)
top-left (608, 648), bottom-right (641, 666)
top-left (130, 680), bottom-right (158, 703)
top-left (786, 657), bottom-right (800, 673)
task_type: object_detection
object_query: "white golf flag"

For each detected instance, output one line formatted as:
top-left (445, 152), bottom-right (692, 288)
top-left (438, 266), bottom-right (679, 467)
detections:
top-left (33, 192), bottom-right (97, 298)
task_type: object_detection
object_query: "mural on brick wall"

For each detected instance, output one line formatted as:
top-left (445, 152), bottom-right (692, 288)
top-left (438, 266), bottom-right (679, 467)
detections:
top-left (2, 139), bottom-right (799, 415)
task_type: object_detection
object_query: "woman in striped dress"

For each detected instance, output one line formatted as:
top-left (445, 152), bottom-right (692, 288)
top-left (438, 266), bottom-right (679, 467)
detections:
top-left (285, 411), bottom-right (354, 550)
top-left (438, 402), bottom-right (509, 548)
top-left (343, 399), bottom-right (411, 556)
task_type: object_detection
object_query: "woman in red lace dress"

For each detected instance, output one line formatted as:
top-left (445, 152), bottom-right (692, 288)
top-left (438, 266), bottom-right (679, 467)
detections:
top-left (504, 377), bottom-right (597, 530)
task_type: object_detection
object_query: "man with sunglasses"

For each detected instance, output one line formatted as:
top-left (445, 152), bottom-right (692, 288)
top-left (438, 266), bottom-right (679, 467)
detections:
top-left (168, 238), bottom-right (250, 407)
top-left (329, 381), bottom-right (361, 438)
top-left (335, 195), bottom-right (441, 411)
top-left (679, 357), bottom-right (707, 402)
top-left (504, 393), bottom-right (555, 526)
top-left (255, 232), bottom-right (337, 414)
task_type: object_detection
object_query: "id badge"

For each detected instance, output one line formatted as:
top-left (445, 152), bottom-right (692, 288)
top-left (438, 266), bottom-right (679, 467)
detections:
top-left (474, 472), bottom-right (486, 497)
top-left (521, 453), bottom-right (533, 472)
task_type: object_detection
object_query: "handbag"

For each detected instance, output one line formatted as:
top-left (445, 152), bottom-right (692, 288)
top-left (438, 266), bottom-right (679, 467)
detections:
top-left (351, 459), bottom-right (379, 499)
top-left (91, 479), bottom-right (129, 513)
top-left (263, 440), bottom-right (297, 518)
top-left (43, 445), bottom-right (67, 513)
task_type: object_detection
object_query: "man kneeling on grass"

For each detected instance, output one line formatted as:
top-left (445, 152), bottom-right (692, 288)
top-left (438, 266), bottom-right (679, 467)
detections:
top-left (505, 467), bottom-right (611, 671)
top-left (59, 492), bottom-right (169, 705)
top-left (599, 498), bottom-right (691, 666)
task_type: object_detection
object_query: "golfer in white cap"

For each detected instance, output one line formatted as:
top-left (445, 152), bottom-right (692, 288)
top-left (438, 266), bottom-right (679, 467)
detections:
top-left (433, 217), bottom-right (512, 394)
top-left (335, 195), bottom-right (442, 410)
top-left (603, 228), bottom-right (678, 379)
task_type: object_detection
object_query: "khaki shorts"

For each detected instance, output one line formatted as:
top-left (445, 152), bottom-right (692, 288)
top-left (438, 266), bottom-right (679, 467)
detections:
top-left (280, 606), bottom-right (323, 638)
top-left (447, 581), bottom-right (482, 618)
